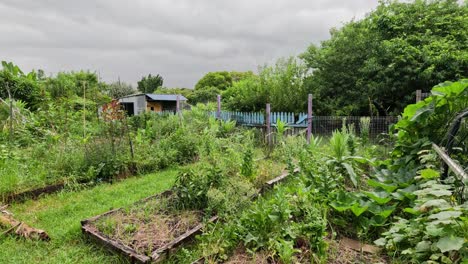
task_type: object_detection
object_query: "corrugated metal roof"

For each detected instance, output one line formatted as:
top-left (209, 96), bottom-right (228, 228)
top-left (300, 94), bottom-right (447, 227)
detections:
top-left (145, 94), bottom-right (188, 101)
top-left (118, 93), bottom-right (146, 99)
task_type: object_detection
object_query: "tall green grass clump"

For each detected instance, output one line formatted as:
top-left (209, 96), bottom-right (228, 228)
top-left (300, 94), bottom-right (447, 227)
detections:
top-left (359, 117), bottom-right (370, 145)
top-left (329, 130), bottom-right (349, 161)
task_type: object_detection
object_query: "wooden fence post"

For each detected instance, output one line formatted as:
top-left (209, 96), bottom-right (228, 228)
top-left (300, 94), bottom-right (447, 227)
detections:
top-left (217, 94), bottom-right (221, 119)
top-left (176, 94), bottom-right (180, 114)
top-left (416, 90), bottom-right (422, 102)
top-left (266, 103), bottom-right (271, 146)
top-left (307, 94), bottom-right (313, 144)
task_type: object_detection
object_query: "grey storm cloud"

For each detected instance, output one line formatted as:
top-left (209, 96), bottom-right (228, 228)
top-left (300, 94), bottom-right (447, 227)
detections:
top-left (0, 0), bottom-right (379, 88)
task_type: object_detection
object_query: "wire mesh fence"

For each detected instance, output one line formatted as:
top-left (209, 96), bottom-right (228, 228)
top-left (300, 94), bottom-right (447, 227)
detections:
top-left (416, 89), bottom-right (431, 102)
top-left (209, 111), bottom-right (398, 139)
top-left (309, 116), bottom-right (399, 138)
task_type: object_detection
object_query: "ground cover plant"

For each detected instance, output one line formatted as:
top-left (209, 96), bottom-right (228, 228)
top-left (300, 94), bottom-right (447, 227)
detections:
top-left (163, 127), bottom-right (383, 263)
top-left (1, 1), bottom-right (466, 200)
top-left (86, 112), bottom-right (295, 261)
top-left (323, 80), bottom-right (468, 263)
top-left (1, 1), bottom-right (466, 262)
top-left (0, 62), bottom-right (224, 201)
top-left (163, 80), bottom-right (467, 264)
top-left (0, 84), bottom-right (230, 201)
top-left (0, 167), bottom-right (178, 263)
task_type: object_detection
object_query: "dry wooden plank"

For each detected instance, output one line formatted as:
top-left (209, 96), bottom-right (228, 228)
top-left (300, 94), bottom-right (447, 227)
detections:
top-left (151, 216), bottom-right (218, 262)
top-left (433, 143), bottom-right (467, 182)
top-left (79, 190), bottom-right (177, 263)
top-left (1, 222), bottom-right (21, 238)
top-left (266, 172), bottom-right (289, 186)
top-left (80, 208), bottom-right (123, 226)
top-left (340, 237), bottom-right (380, 254)
top-left (190, 258), bottom-right (204, 264)
top-left (81, 190), bottom-right (174, 226)
top-left (82, 224), bottom-right (150, 263)
top-left (261, 168), bottom-right (300, 193)
top-left (0, 210), bottom-right (50, 241)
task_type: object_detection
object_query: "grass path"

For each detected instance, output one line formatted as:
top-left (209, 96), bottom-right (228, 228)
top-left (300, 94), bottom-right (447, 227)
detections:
top-left (0, 168), bottom-right (180, 264)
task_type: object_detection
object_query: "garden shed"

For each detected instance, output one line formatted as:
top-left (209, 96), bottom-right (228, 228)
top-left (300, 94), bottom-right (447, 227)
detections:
top-left (118, 94), bottom-right (188, 116)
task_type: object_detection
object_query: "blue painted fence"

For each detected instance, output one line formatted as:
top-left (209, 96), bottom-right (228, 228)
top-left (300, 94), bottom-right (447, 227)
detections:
top-left (209, 111), bottom-right (309, 127)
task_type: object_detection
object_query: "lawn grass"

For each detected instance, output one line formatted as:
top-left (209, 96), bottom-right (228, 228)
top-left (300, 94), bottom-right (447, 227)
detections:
top-left (0, 167), bottom-right (181, 264)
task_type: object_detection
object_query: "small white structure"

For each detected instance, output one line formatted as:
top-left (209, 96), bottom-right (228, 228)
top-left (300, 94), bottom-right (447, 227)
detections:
top-left (117, 94), bottom-right (188, 116)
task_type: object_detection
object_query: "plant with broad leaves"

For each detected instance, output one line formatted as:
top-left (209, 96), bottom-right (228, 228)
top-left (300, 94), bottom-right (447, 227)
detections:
top-left (374, 170), bottom-right (467, 263)
top-left (326, 129), bottom-right (368, 188)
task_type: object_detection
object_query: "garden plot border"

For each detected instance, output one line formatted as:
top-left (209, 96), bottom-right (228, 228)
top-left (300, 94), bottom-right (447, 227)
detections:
top-left (81, 168), bottom-right (300, 263)
top-left (3, 183), bottom-right (66, 204)
top-left (3, 164), bottom-right (138, 204)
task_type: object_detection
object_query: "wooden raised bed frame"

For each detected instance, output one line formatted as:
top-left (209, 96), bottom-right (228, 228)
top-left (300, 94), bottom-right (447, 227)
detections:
top-left (3, 163), bottom-right (137, 204)
top-left (81, 168), bottom-right (299, 263)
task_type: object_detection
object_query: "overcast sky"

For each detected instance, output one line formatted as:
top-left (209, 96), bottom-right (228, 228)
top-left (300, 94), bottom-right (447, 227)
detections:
top-left (0, 0), bottom-right (379, 88)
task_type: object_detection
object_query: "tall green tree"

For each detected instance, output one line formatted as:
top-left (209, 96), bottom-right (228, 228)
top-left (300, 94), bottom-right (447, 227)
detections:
top-left (230, 71), bottom-right (255, 82)
top-left (260, 57), bottom-right (309, 112)
top-left (106, 81), bottom-right (135, 99)
top-left (223, 57), bottom-right (309, 112)
top-left (191, 71), bottom-right (257, 104)
top-left (194, 71), bottom-right (232, 91)
top-left (137, 74), bottom-right (163, 93)
top-left (44, 71), bottom-right (108, 104)
top-left (154, 87), bottom-right (193, 99)
top-left (223, 75), bottom-right (265, 112)
top-left (301, 0), bottom-right (468, 115)
top-left (189, 71), bottom-right (227, 104)
top-left (0, 61), bottom-right (42, 109)
top-left (190, 71), bottom-right (231, 104)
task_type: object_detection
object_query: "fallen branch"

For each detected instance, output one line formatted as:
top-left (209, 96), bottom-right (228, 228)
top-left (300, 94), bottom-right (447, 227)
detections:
top-left (0, 210), bottom-right (50, 241)
top-left (1, 222), bottom-right (21, 238)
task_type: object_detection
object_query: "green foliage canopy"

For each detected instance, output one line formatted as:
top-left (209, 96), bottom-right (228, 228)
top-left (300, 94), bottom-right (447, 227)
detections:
top-left (106, 81), bottom-right (136, 99)
top-left (137, 74), bottom-right (163, 93)
top-left (301, 0), bottom-right (468, 115)
top-left (194, 71), bottom-right (232, 91)
top-left (154, 87), bottom-right (194, 100)
top-left (223, 57), bottom-right (309, 113)
top-left (0, 61), bottom-right (42, 109)
top-left (191, 71), bottom-right (254, 104)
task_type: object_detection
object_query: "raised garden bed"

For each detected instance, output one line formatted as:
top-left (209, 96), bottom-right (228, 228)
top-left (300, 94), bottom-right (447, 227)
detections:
top-left (81, 168), bottom-right (299, 263)
top-left (2, 163), bottom-right (138, 204)
top-left (2, 183), bottom-right (66, 204)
